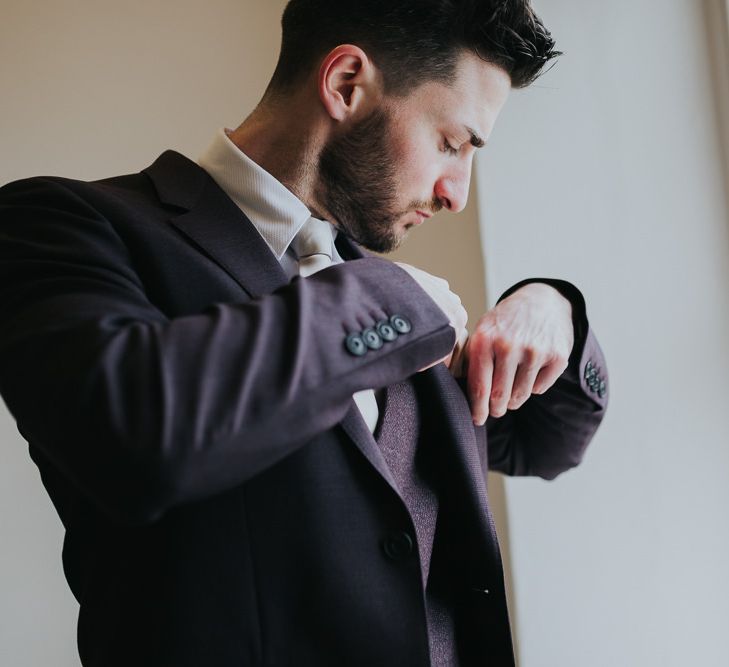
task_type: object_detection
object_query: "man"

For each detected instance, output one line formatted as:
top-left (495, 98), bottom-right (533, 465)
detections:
top-left (0, 0), bottom-right (608, 665)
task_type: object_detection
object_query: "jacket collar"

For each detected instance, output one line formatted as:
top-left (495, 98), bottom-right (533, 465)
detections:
top-left (143, 150), bottom-right (290, 298)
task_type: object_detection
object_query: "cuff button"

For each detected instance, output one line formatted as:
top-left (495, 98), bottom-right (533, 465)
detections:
top-left (345, 333), bottom-right (367, 357)
top-left (362, 328), bottom-right (384, 350)
top-left (390, 314), bottom-right (412, 334)
top-left (376, 320), bottom-right (398, 342)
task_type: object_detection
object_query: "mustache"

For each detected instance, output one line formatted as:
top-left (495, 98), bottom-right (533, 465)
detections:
top-left (407, 198), bottom-right (443, 216)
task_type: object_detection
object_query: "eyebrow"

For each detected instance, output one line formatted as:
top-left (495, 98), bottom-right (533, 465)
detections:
top-left (465, 126), bottom-right (485, 148)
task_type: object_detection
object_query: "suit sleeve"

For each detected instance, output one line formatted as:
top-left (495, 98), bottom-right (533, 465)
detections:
top-left (483, 278), bottom-right (608, 480)
top-left (0, 177), bottom-right (455, 523)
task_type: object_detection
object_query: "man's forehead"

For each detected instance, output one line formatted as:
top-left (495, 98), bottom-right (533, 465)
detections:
top-left (416, 73), bottom-right (508, 138)
top-left (453, 55), bottom-right (510, 103)
top-left (445, 57), bottom-right (510, 134)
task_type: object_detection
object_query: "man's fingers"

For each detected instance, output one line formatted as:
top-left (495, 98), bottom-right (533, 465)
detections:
top-left (467, 339), bottom-right (493, 426)
top-left (461, 282), bottom-right (575, 422)
top-left (508, 354), bottom-right (542, 411)
top-left (533, 357), bottom-right (568, 395)
top-left (488, 341), bottom-right (519, 418)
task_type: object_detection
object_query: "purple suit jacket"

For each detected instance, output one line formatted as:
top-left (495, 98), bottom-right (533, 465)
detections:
top-left (0, 151), bottom-right (608, 666)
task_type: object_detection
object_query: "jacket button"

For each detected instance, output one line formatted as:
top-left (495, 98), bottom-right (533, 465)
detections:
top-left (598, 380), bottom-right (607, 398)
top-left (362, 327), bottom-right (384, 350)
top-left (390, 314), bottom-right (412, 334)
top-left (381, 531), bottom-right (414, 561)
top-left (345, 333), bottom-right (367, 357)
top-left (376, 320), bottom-right (398, 342)
top-left (584, 360), bottom-right (594, 380)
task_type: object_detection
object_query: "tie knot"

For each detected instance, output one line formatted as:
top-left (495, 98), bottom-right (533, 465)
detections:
top-left (293, 217), bottom-right (334, 277)
top-left (293, 217), bottom-right (333, 260)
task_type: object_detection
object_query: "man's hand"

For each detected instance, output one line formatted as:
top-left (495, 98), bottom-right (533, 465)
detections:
top-left (464, 283), bottom-right (574, 426)
top-left (394, 262), bottom-right (468, 370)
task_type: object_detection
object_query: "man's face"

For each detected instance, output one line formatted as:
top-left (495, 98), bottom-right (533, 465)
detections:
top-left (316, 53), bottom-right (512, 252)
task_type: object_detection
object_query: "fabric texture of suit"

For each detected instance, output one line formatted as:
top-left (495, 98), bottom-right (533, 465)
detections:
top-left (0, 151), bottom-right (608, 666)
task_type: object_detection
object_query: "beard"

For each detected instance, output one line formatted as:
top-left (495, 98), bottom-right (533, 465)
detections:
top-left (316, 107), bottom-right (437, 253)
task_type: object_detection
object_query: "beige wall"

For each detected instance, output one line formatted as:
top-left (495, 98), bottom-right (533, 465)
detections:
top-left (0, 0), bottom-right (285, 184)
top-left (0, 2), bottom-right (503, 665)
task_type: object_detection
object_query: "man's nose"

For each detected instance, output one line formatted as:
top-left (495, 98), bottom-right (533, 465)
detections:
top-left (434, 165), bottom-right (471, 213)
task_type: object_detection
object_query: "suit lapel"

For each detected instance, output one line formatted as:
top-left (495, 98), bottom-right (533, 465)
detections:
top-left (415, 366), bottom-right (503, 574)
top-left (143, 149), bottom-right (370, 297)
top-left (339, 406), bottom-right (400, 494)
top-left (143, 150), bottom-right (289, 298)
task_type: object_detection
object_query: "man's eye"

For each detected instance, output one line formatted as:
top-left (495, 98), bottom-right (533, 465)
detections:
top-left (442, 139), bottom-right (459, 156)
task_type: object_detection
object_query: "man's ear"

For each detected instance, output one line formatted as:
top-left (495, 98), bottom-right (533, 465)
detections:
top-left (318, 45), bottom-right (379, 122)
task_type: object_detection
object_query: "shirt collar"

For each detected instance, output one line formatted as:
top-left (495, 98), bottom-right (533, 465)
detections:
top-left (197, 128), bottom-right (319, 261)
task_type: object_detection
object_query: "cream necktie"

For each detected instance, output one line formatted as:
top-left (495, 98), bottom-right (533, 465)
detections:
top-left (292, 217), bottom-right (380, 433)
top-left (293, 217), bottom-right (335, 277)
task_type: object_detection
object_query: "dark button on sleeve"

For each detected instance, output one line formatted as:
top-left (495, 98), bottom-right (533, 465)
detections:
top-left (345, 333), bottom-right (367, 357)
top-left (390, 314), bottom-right (412, 334)
top-left (381, 531), bottom-right (414, 562)
top-left (376, 320), bottom-right (398, 342)
top-left (362, 327), bottom-right (384, 350)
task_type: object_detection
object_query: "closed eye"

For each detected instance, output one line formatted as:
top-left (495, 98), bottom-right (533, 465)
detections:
top-left (442, 139), bottom-right (460, 156)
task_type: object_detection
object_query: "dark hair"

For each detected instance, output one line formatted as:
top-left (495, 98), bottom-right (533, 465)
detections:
top-left (267, 0), bottom-right (560, 96)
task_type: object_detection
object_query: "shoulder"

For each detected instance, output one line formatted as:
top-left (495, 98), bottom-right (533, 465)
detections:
top-left (0, 155), bottom-right (186, 255)
top-left (0, 150), bottom-right (205, 214)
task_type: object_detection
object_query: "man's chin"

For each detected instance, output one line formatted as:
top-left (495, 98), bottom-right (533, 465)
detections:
top-left (374, 229), bottom-right (409, 254)
top-left (334, 216), bottom-right (405, 254)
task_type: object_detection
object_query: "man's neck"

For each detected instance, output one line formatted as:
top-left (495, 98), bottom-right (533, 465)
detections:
top-left (227, 99), bottom-right (327, 217)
